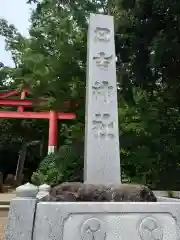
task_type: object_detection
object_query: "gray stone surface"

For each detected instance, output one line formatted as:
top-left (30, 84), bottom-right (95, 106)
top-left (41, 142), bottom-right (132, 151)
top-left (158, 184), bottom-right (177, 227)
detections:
top-left (5, 183), bottom-right (38, 240)
top-left (84, 13), bottom-right (121, 184)
top-left (157, 197), bottom-right (180, 202)
top-left (33, 202), bottom-right (180, 240)
top-left (37, 184), bottom-right (51, 200)
top-left (16, 183), bottom-right (38, 198)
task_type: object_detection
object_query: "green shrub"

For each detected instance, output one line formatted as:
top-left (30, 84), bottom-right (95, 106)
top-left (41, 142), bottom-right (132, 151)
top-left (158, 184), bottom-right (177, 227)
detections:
top-left (31, 153), bottom-right (62, 185)
top-left (31, 141), bottom-right (84, 185)
top-left (168, 190), bottom-right (174, 198)
top-left (55, 143), bottom-right (83, 183)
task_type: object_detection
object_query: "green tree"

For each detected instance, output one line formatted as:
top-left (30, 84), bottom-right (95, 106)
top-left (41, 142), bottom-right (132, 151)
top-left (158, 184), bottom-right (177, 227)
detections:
top-left (115, 0), bottom-right (180, 189)
top-left (1, 0), bottom-right (180, 189)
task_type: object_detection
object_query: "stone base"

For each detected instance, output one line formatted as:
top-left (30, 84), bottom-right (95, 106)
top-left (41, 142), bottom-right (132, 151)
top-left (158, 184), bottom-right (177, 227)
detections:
top-left (4, 182), bottom-right (180, 240)
top-left (33, 202), bottom-right (180, 240)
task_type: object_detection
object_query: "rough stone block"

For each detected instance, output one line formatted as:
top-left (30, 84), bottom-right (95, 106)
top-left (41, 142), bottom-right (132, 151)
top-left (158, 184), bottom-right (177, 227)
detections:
top-left (45, 182), bottom-right (157, 202)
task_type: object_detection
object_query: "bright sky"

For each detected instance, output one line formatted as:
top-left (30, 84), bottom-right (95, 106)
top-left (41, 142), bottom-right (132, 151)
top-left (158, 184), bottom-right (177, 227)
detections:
top-left (0, 0), bottom-right (34, 67)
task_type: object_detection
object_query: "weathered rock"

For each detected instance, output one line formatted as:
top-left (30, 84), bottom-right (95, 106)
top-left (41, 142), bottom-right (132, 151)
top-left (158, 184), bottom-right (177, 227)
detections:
top-left (42, 182), bottom-right (157, 202)
top-left (108, 184), bottom-right (157, 202)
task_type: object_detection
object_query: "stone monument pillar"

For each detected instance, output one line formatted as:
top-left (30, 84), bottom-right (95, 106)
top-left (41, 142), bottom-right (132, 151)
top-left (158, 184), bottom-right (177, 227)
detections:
top-left (84, 14), bottom-right (121, 184)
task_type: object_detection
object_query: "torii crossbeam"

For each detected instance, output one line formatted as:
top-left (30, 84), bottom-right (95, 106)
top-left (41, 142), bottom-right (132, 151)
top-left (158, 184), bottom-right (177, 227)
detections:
top-left (0, 88), bottom-right (76, 154)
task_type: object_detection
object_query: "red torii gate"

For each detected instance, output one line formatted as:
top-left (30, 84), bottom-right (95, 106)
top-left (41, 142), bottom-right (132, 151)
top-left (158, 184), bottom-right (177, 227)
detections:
top-left (0, 88), bottom-right (76, 154)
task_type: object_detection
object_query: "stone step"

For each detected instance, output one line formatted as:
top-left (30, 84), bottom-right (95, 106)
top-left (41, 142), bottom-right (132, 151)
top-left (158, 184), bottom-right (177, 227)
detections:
top-left (0, 205), bottom-right (9, 212)
top-left (0, 201), bottom-right (10, 206)
top-left (0, 193), bottom-right (15, 206)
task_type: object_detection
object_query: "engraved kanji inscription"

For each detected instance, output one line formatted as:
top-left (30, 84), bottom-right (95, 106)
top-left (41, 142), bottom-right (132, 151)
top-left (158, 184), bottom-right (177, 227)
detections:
top-left (92, 113), bottom-right (114, 139)
top-left (93, 52), bottom-right (113, 70)
top-left (94, 27), bottom-right (111, 42)
top-left (92, 80), bottom-right (113, 103)
top-left (81, 217), bottom-right (106, 240)
top-left (139, 217), bottom-right (163, 240)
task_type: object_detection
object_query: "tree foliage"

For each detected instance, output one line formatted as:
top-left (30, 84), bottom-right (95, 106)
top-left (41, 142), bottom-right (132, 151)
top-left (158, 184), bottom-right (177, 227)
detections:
top-left (1, 0), bottom-right (180, 189)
